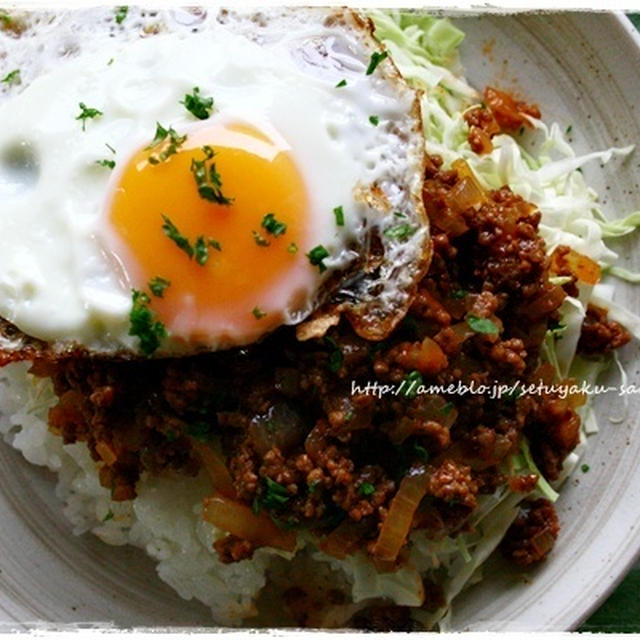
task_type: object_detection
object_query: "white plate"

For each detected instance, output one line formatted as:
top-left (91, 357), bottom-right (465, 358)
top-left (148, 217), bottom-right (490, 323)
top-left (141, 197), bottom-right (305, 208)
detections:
top-left (1, 10), bottom-right (639, 632)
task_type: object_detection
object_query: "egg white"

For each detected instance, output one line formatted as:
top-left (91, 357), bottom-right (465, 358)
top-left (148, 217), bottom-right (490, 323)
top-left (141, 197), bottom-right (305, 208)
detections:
top-left (0, 8), bottom-right (427, 355)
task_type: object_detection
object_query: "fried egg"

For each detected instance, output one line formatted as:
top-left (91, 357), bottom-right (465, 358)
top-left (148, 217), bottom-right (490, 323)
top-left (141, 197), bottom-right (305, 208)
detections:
top-left (0, 8), bottom-right (428, 356)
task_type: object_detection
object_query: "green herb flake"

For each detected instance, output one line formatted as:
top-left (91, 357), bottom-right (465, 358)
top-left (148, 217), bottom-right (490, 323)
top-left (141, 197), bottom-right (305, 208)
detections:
top-left (147, 124), bottom-right (187, 164)
top-left (252, 230), bottom-right (270, 247)
top-left (252, 306), bottom-right (267, 319)
top-left (149, 276), bottom-right (171, 298)
top-left (335, 79), bottom-right (347, 88)
top-left (181, 86), bottom-right (214, 120)
top-left (383, 223), bottom-right (418, 241)
top-left (190, 148), bottom-right (233, 205)
top-left (102, 510), bottom-right (115, 522)
top-left (451, 289), bottom-right (467, 299)
top-left (128, 289), bottom-right (167, 356)
top-left (345, 410), bottom-right (354, 422)
top-left (324, 336), bottom-right (343, 373)
top-left (161, 215), bottom-right (193, 259)
top-left (366, 50), bottom-right (388, 75)
top-left (95, 159), bottom-right (116, 169)
top-left (76, 102), bottom-right (103, 132)
top-left (193, 236), bottom-right (212, 266)
top-left (288, 242), bottom-right (299, 254)
top-left (402, 370), bottom-right (423, 398)
top-left (114, 6), bottom-right (128, 24)
top-left (261, 477), bottom-right (290, 510)
top-left (369, 115), bottom-right (380, 126)
top-left (441, 401), bottom-right (454, 415)
top-left (581, 463), bottom-right (590, 473)
top-left (359, 482), bottom-right (375, 497)
top-left (394, 211), bottom-right (407, 218)
top-left (308, 481), bottom-right (319, 495)
top-left (1, 69), bottom-right (20, 86)
top-left (307, 245), bottom-right (330, 273)
top-left (261, 212), bottom-right (287, 237)
top-left (548, 320), bottom-right (567, 340)
top-left (467, 315), bottom-right (499, 335)
top-left (413, 444), bottom-right (430, 464)
top-left (566, 124), bottom-right (573, 135)
top-left (160, 216), bottom-right (219, 266)
top-left (333, 205), bottom-right (345, 227)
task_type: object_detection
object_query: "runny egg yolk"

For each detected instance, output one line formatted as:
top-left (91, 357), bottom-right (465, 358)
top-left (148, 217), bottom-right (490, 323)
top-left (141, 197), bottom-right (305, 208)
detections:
top-left (108, 121), bottom-right (314, 348)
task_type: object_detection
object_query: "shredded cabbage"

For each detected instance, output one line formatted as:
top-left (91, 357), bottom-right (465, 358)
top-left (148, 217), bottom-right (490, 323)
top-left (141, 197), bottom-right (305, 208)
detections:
top-left (362, 10), bottom-right (640, 628)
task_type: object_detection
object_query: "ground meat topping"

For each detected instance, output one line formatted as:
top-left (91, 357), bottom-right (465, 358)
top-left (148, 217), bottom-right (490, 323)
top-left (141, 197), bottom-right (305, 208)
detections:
top-left (578, 304), bottom-right (631, 355)
top-left (464, 86), bottom-right (541, 154)
top-left (213, 534), bottom-right (255, 564)
top-left (500, 498), bottom-right (560, 565)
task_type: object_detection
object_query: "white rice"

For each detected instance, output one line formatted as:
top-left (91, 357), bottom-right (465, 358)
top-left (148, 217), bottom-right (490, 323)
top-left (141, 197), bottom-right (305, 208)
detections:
top-left (0, 361), bottom-right (297, 626)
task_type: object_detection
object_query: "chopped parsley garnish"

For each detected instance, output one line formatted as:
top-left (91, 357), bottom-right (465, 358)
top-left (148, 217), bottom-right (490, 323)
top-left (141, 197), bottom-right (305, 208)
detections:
top-left (333, 205), bottom-right (345, 227)
top-left (402, 370), bottom-right (423, 398)
top-left (181, 86), bottom-right (214, 120)
top-left (252, 230), bottom-right (270, 247)
top-left (261, 477), bottom-right (290, 510)
top-left (161, 215), bottom-right (193, 258)
top-left (1, 69), bottom-right (20, 86)
top-left (335, 79), bottom-right (347, 88)
top-left (383, 223), bottom-right (418, 241)
top-left (307, 245), bottom-right (330, 273)
top-left (190, 146), bottom-right (233, 205)
top-left (369, 115), bottom-right (380, 126)
top-left (102, 510), bottom-right (114, 522)
top-left (566, 124), bottom-right (573, 135)
top-left (288, 242), bottom-right (299, 254)
top-left (252, 306), bottom-right (267, 319)
top-left (76, 102), bottom-right (103, 131)
top-left (345, 410), bottom-right (354, 422)
top-left (366, 50), bottom-right (388, 75)
top-left (451, 289), bottom-right (467, 299)
top-left (308, 480), bottom-right (319, 495)
top-left (394, 211), bottom-right (407, 218)
top-left (581, 463), bottom-right (590, 473)
top-left (261, 212), bottom-right (287, 237)
top-left (193, 236), bottom-right (212, 266)
top-left (441, 401), bottom-right (454, 415)
top-left (548, 319), bottom-right (566, 339)
top-left (467, 315), bottom-right (499, 335)
top-left (161, 215), bottom-right (219, 265)
top-left (128, 289), bottom-right (167, 356)
top-left (359, 482), bottom-right (375, 497)
top-left (147, 123), bottom-right (187, 164)
top-left (324, 336), bottom-right (343, 373)
top-left (95, 159), bottom-right (116, 169)
top-left (413, 444), bottom-right (430, 463)
top-left (114, 6), bottom-right (128, 24)
top-left (148, 276), bottom-right (171, 298)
